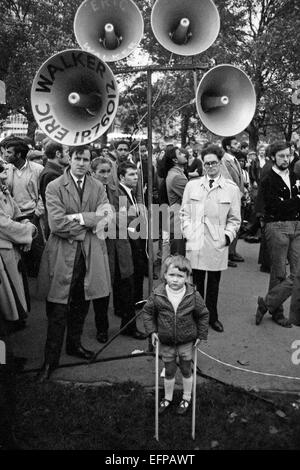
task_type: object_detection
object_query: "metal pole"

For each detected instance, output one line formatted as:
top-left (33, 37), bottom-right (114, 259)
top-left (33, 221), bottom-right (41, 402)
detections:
top-left (192, 345), bottom-right (198, 440)
top-left (147, 69), bottom-right (154, 295)
top-left (155, 338), bottom-right (159, 442)
top-left (193, 70), bottom-right (198, 95)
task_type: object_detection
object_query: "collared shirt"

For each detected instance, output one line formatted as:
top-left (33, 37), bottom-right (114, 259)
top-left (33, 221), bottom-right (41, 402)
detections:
top-left (258, 156), bottom-right (266, 168)
top-left (70, 170), bottom-right (85, 189)
top-left (204, 174), bottom-right (221, 191)
top-left (68, 171), bottom-right (86, 225)
top-left (12, 159), bottom-right (41, 215)
top-left (119, 182), bottom-right (138, 210)
top-left (272, 166), bottom-right (291, 195)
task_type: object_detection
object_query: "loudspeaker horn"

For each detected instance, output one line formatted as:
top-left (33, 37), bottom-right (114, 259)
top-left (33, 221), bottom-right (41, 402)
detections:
top-left (196, 64), bottom-right (256, 136)
top-left (31, 49), bottom-right (119, 146)
top-left (151, 0), bottom-right (220, 56)
top-left (74, 0), bottom-right (144, 62)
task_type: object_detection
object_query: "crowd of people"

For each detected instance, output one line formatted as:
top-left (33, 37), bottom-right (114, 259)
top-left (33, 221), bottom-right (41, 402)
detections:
top-left (0, 132), bottom-right (300, 447)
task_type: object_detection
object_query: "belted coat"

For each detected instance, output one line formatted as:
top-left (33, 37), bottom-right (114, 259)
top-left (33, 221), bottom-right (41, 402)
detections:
top-left (180, 176), bottom-right (241, 271)
top-left (0, 191), bottom-right (34, 320)
top-left (37, 170), bottom-right (112, 304)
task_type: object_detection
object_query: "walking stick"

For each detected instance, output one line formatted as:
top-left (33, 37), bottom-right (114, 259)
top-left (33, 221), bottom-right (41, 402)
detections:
top-left (192, 343), bottom-right (198, 440)
top-left (155, 336), bottom-right (159, 442)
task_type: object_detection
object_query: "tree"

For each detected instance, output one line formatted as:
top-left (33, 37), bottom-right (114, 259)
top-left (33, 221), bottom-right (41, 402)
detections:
top-left (0, 0), bottom-right (79, 137)
top-left (118, 0), bottom-right (300, 147)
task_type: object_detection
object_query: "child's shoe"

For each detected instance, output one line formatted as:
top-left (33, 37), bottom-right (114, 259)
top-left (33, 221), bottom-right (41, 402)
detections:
top-left (176, 399), bottom-right (191, 415)
top-left (159, 398), bottom-right (172, 415)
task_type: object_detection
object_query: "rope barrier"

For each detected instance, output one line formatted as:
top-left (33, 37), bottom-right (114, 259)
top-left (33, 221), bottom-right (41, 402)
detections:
top-left (197, 348), bottom-right (300, 381)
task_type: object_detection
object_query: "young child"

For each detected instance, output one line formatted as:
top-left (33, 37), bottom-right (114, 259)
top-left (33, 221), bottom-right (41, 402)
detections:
top-left (143, 255), bottom-right (209, 415)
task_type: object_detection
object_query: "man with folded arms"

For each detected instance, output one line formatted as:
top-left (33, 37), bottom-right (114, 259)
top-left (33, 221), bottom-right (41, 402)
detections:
top-left (37, 145), bottom-right (113, 380)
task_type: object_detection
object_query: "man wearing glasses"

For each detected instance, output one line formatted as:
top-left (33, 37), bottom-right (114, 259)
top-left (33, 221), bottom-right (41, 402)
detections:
top-left (180, 144), bottom-right (241, 332)
top-left (256, 141), bottom-right (300, 327)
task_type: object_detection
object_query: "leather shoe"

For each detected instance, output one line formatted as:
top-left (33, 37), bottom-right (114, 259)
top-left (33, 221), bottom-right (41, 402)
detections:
top-left (37, 363), bottom-right (56, 382)
top-left (210, 320), bottom-right (224, 332)
top-left (96, 332), bottom-right (108, 343)
top-left (121, 329), bottom-right (147, 340)
top-left (228, 260), bottom-right (237, 268)
top-left (229, 254), bottom-right (244, 262)
top-left (255, 296), bottom-right (268, 325)
top-left (66, 345), bottom-right (94, 360)
top-left (272, 316), bottom-right (292, 328)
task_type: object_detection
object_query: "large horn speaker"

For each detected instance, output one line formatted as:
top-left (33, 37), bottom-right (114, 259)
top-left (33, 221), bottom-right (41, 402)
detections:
top-left (74, 0), bottom-right (144, 62)
top-left (31, 49), bottom-right (119, 146)
top-left (151, 0), bottom-right (220, 56)
top-left (196, 65), bottom-right (256, 136)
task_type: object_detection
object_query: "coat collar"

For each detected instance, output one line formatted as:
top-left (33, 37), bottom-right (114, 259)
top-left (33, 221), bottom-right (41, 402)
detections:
top-left (199, 174), bottom-right (227, 189)
top-left (153, 282), bottom-right (196, 298)
top-left (62, 169), bottom-right (92, 210)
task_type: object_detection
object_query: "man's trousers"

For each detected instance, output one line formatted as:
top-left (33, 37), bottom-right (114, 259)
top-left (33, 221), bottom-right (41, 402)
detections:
top-left (44, 248), bottom-right (109, 366)
top-left (192, 269), bottom-right (221, 324)
top-left (264, 221), bottom-right (300, 319)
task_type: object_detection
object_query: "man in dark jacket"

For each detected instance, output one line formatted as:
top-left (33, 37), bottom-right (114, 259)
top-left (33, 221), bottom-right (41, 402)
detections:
top-left (256, 141), bottom-right (300, 327)
top-left (39, 142), bottom-right (70, 238)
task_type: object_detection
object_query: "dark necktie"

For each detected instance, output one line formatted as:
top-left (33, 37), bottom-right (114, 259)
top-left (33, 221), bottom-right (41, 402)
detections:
top-left (77, 179), bottom-right (83, 200)
top-left (209, 179), bottom-right (214, 188)
top-left (131, 191), bottom-right (139, 215)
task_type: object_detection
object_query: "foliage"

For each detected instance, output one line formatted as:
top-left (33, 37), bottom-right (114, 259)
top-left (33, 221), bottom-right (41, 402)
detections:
top-left (119, 0), bottom-right (300, 147)
top-left (0, 0), bottom-right (299, 146)
top-left (0, 0), bottom-right (80, 136)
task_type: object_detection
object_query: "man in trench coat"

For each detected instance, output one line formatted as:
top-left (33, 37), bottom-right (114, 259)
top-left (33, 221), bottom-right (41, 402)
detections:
top-left (37, 145), bottom-right (113, 380)
top-left (180, 144), bottom-right (241, 332)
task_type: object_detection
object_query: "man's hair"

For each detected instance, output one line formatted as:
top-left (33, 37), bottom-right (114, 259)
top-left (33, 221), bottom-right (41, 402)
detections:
top-left (1, 135), bottom-right (23, 148)
top-left (69, 145), bottom-right (91, 158)
top-left (269, 140), bottom-right (290, 158)
top-left (222, 136), bottom-right (236, 151)
top-left (201, 144), bottom-right (223, 161)
top-left (257, 143), bottom-right (266, 152)
top-left (117, 161), bottom-right (137, 179)
top-left (116, 140), bottom-right (129, 150)
top-left (5, 139), bottom-right (29, 159)
top-left (164, 146), bottom-right (178, 174)
top-left (91, 156), bottom-right (112, 172)
top-left (234, 150), bottom-right (247, 162)
top-left (240, 141), bottom-right (249, 150)
top-left (44, 141), bottom-right (63, 160)
top-left (161, 255), bottom-right (192, 281)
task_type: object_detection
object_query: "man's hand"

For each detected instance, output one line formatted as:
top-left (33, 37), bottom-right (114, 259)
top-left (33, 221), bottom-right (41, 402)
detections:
top-left (151, 332), bottom-right (159, 347)
top-left (194, 338), bottom-right (201, 347)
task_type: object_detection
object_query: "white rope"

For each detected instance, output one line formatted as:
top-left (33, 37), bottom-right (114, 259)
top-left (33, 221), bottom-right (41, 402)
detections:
top-left (197, 348), bottom-right (300, 381)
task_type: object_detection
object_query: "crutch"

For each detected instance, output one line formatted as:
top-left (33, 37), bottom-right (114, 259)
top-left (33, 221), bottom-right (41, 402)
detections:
top-left (155, 336), bottom-right (159, 442)
top-left (192, 342), bottom-right (198, 440)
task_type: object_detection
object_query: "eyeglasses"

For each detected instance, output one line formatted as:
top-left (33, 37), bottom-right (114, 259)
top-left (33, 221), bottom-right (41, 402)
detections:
top-left (204, 161), bottom-right (219, 167)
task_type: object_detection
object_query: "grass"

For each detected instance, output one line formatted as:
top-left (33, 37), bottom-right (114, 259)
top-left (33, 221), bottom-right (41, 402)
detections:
top-left (14, 376), bottom-right (300, 450)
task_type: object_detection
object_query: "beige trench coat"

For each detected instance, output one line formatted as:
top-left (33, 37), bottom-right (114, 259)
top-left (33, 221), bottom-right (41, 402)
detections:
top-left (0, 192), bottom-right (34, 320)
top-left (37, 171), bottom-right (112, 304)
top-left (180, 176), bottom-right (241, 271)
